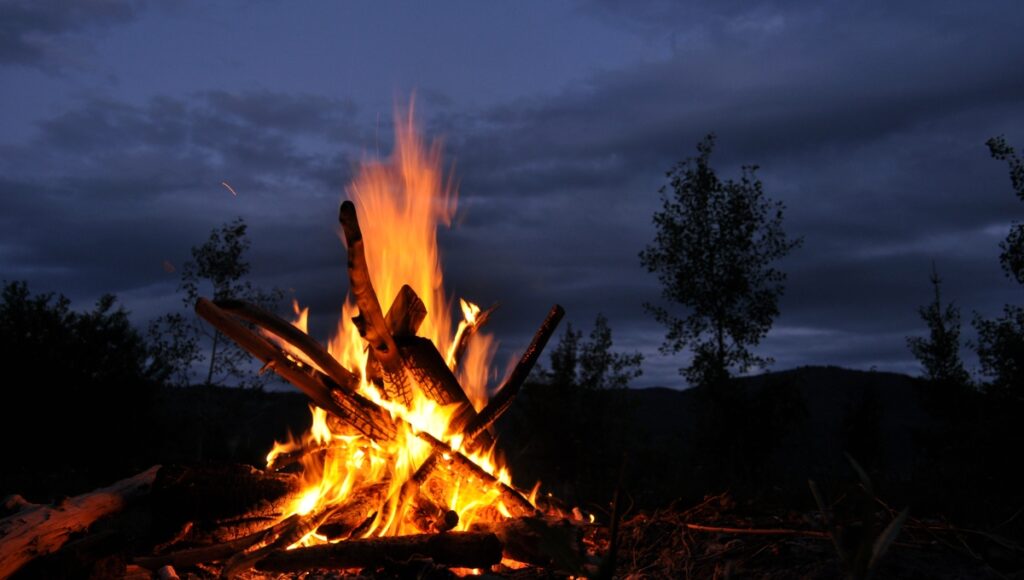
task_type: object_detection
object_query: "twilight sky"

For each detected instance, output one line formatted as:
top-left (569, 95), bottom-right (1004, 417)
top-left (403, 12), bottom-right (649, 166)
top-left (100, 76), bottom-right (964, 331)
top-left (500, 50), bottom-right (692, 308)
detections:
top-left (2, 1), bottom-right (1023, 388)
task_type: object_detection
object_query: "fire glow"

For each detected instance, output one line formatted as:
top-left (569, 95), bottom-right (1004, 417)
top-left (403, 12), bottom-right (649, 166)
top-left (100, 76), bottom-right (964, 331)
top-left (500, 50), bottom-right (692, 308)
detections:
top-left (263, 108), bottom-right (541, 547)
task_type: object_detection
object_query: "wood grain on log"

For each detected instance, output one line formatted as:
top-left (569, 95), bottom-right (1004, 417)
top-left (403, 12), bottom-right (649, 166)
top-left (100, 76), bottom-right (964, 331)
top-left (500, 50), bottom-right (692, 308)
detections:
top-left (317, 482), bottom-right (390, 540)
top-left (0, 465), bottom-right (160, 579)
top-left (196, 298), bottom-right (395, 442)
top-left (255, 531), bottom-right (503, 572)
top-left (385, 284), bottom-right (427, 338)
top-left (215, 298), bottom-right (359, 391)
top-left (338, 201), bottom-right (405, 404)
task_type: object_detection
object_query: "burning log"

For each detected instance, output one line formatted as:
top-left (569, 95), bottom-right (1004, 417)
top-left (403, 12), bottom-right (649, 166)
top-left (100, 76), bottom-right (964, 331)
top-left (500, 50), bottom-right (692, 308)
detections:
top-left (317, 482), bottom-right (390, 540)
top-left (386, 284), bottom-right (427, 337)
top-left (463, 304), bottom-right (565, 445)
top-left (196, 297), bottom-right (536, 517)
top-left (196, 298), bottom-right (397, 442)
top-left (393, 335), bottom-right (486, 434)
top-left (135, 514), bottom-right (301, 571)
top-left (387, 304), bottom-right (564, 513)
top-left (421, 432), bottom-right (536, 518)
top-left (449, 302), bottom-right (498, 372)
top-left (339, 200), bottom-right (409, 404)
top-left (215, 298), bottom-right (359, 390)
top-left (221, 504), bottom-right (339, 578)
top-left (254, 531), bottom-right (503, 572)
top-left (0, 465), bottom-right (160, 578)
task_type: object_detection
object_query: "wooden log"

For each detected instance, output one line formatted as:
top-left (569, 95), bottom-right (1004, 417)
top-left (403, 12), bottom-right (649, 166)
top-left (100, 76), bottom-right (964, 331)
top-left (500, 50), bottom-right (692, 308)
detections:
top-left (449, 303), bottom-right (498, 372)
top-left (470, 516), bottom-right (584, 569)
top-left (197, 297), bottom-right (532, 517)
top-left (385, 284), bottom-right (427, 338)
top-left (135, 515), bottom-right (300, 570)
top-left (463, 305), bottom-right (564, 445)
top-left (363, 285), bottom-right (426, 392)
top-left (317, 482), bottom-right (390, 540)
top-left (255, 531), bottom-right (503, 572)
top-left (395, 336), bottom-right (489, 441)
top-left (221, 504), bottom-right (338, 578)
top-left (196, 298), bottom-right (396, 442)
top-left (419, 432), bottom-right (535, 518)
top-left (150, 464), bottom-right (301, 546)
top-left (214, 298), bottom-right (359, 391)
top-left (327, 385), bottom-right (399, 443)
top-left (338, 202), bottom-right (402, 385)
top-left (0, 465), bottom-right (160, 579)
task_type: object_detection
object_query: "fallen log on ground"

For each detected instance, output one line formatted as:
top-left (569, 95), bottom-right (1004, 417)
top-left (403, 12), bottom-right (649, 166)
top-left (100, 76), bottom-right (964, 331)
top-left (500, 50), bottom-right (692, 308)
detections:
top-left (0, 465), bottom-right (160, 578)
top-left (470, 516), bottom-right (584, 569)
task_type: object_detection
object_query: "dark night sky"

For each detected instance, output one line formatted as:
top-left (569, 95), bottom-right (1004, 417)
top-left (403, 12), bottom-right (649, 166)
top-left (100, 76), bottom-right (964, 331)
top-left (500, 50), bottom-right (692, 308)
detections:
top-left (2, 1), bottom-right (1023, 388)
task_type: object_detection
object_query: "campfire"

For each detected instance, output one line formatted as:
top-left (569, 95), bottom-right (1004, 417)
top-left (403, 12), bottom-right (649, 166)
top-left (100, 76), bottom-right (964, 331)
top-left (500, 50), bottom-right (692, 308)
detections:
top-left (0, 111), bottom-right (600, 578)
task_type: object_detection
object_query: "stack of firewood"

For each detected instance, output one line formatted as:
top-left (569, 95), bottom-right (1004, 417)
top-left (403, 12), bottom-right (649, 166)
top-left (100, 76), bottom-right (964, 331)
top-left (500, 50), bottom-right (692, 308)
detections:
top-left (0, 202), bottom-right (588, 578)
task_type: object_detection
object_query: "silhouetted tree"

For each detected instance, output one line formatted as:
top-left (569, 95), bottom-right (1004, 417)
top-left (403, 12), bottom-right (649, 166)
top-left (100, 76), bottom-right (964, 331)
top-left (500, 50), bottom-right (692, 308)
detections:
top-left (0, 281), bottom-right (159, 495)
top-left (150, 218), bottom-right (282, 387)
top-left (974, 310), bottom-right (1024, 398)
top-left (906, 264), bottom-right (970, 388)
top-left (147, 312), bottom-right (201, 387)
top-left (973, 137), bottom-right (1024, 398)
top-left (547, 322), bottom-right (582, 389)
top-left (986, 135), bottom-right (1024, 285)
top-left (513, 314), bottom-right (642, 503)
top-left (578, 314), bottom-right (644, 390)
top-left (545, 314), bottom-right (643, 391)
top-left (640, 134), bottom-right (801, 388)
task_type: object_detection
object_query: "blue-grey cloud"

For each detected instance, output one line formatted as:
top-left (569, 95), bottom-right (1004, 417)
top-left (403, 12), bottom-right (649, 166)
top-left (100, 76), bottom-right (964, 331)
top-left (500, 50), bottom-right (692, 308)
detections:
top-left (2, 2), bottom-right (1024, 389)
top-left (0, 0), bottom-right (151, 70)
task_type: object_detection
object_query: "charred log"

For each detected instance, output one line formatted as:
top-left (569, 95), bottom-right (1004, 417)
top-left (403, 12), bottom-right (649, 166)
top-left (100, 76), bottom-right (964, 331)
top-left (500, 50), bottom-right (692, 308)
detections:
top-left (195, 298), bottom-right (396, 442)
top-left (463, 305), bottom-right (564, 445)
top-left (135, 514), bottom-right (300, 571)
top-left (338, 201), bottom-right (409, 405)
top-left (317, 482), bottom-right (390, 540)
top-left (150, 464), bottom-right (301, 547)
top-left (385, 284), bottom-right (427, 338)
top-left (215, 298), bottom-right (359, 390)
top-left (449, 303), bottom-right (498, 372)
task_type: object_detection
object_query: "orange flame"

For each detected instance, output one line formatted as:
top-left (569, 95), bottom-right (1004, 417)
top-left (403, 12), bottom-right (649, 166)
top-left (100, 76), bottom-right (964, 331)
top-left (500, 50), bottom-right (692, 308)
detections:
top-left (267, 104), bottom-right (532, 546)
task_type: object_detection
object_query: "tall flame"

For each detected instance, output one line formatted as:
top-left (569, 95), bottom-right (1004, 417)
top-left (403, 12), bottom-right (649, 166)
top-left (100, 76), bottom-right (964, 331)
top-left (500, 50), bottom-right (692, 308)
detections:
top-left (266, 104), bottom-right (528, 546)
top-left (344, 107), bottom-right (457, 356)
